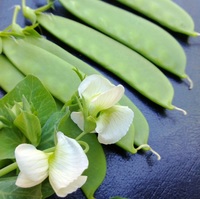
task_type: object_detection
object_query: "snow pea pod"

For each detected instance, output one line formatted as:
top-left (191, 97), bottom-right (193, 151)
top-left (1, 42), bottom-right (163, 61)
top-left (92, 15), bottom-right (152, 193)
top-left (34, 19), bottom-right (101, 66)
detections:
top-left (1, 39), bottom-right (107, 197)
top-left (59, 0), bottom-right (191, 87)
top-left (0, 38), bottom-right (2, 54)
top-left (1, 35), bottom-right (138, 153)
top-left (24, 35), bottom-right (149, 147)
top-left (117, 0), bottom-right (199, 36)
top-left (0, 55), bottom-right (24, 91)
top-left (36, 13), bottom-right (186, 113)
top-left (2, 37), bottom-right (81, 102)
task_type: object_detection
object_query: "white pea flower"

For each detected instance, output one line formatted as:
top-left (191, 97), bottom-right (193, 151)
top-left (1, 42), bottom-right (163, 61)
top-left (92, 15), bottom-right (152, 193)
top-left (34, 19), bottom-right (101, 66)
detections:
top-left (15, 132), bottom-right (89, 197)
top-left (71, 74), bottom-right (134, 144)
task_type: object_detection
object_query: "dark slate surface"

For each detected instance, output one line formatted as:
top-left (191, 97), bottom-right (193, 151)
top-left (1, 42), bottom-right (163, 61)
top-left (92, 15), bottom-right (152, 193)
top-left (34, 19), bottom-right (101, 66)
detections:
top-left (0, 0), bottom-right (200, 199)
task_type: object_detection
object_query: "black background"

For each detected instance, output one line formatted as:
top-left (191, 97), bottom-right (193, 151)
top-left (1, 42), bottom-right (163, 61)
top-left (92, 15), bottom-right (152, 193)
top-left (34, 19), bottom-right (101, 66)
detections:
top-left (0, 0), bottom-right (200, 199)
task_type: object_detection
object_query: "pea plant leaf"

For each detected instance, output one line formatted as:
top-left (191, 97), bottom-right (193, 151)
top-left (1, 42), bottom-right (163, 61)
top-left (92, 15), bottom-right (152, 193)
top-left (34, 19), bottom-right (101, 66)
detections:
top-left (58, 113), bottom-right (107, 199)
top-left (38, 109), bottom-right (69, 150)
top-left (0, 75), bottom-right (57, 160)
top-left (0, 127), bottom-right (25, 160)
top-left (41, 179), bottom-right (54, 199)
top-left (0, 75), bottom-right (57, 126)
top-left (0, 176), bottom-right (42, 199)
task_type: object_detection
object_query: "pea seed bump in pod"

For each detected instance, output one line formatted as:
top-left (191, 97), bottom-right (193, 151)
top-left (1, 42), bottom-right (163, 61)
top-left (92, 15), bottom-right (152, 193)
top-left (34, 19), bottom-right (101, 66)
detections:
top-left (117, 0), bottom-right (200, 37)
top-left (58, 0), bottom-right (193, 89)
top-left (35, 13), bottom-right (187, 114)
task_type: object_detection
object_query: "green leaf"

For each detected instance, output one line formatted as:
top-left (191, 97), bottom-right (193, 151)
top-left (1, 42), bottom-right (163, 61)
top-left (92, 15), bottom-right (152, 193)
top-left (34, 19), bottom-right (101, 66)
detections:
top-left (58, 114), bottom-right (107, 198)
top-left (0, 176), bottom-right (42, 199)
top-left (41, 179), bottom-right (54, 199)
top-left (0, 75), bottom-right (57, 160)
top-left (0, 75), bottom-right (57, 126)
top-left (38, 110), bottom-right (69, 150)
top-left (14, 112), bottom-right (41, 146)
top-left (0, 128), bottom-right (26, 160)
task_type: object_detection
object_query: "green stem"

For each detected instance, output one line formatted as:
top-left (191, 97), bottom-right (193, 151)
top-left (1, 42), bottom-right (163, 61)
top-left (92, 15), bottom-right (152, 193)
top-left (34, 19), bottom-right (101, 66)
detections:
top-left (76, 131), bottom-right (88, 141)
top-left (34, 0), bottom-right (54, 14)
top-left (0, 162), bottom-right (18, 177)
top-left (12, 5), bottom-right (21, 26)
top-left (75, 95), bottom-right (84, 112)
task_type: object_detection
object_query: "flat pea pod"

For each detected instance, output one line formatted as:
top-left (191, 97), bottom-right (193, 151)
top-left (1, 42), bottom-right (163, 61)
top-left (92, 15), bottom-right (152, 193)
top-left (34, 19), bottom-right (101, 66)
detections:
top-left (1, 35), bottom-right (137, 153)
top-left (2, 37), bottom-right (81, 103)
top-left (36, 13), bottom-right (187, 113)
top-left (24, 35), bottom-right (149, 147)
top-left (117, 0), bottom-right (199, 37)
top-left (0, 38), bottom-right (106, 198)
top-left (0, 54), bottom-right (24, 91)
top-left (0, 38), bottom-right (2, 54)
top-left (59, 0), bottom-right (191, 87)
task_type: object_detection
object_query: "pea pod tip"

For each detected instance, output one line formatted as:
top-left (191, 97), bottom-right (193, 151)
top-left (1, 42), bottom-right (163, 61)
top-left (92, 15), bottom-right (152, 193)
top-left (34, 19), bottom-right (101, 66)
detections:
top-left (186, 75), bottom-right (194, 90)
top-left (173, 106), bottom-right (187, 115)
top-left (194, 32), bottom-right (200, 37)
top-left (136, 144), bottom-right (161, 161)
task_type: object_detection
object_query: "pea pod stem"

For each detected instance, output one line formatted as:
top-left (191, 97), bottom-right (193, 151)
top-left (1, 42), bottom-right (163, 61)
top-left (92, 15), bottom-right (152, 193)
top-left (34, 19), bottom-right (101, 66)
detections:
top-left (11, 5), bottom-right (20, 26)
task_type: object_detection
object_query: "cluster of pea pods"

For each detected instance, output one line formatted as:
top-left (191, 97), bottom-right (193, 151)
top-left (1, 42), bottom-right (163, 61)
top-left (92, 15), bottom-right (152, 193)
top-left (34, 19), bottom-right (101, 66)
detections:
top-left (0, 0), bottom-right (198, 198)
top-left (0, 0), bottom-right (198, 162)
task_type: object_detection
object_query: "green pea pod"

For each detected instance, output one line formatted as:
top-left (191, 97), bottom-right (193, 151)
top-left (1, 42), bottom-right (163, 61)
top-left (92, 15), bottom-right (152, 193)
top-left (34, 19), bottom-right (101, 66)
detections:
top-left (36, 13), bottom-right (186, 114)
top-left (0, 37), bottom-right (2, 54)
top-left (2, 37), bottom-right (81, 103)
top-left (24, 35), bottom-right (148, 148)
top-left (117, 0), bottom-right (199, 37)
top-left (0, 55), bottom-right (24, 91)
top-left (59, 0), bottom-right (192, 87)
top-left (0, 36), bottom-right (137, 153)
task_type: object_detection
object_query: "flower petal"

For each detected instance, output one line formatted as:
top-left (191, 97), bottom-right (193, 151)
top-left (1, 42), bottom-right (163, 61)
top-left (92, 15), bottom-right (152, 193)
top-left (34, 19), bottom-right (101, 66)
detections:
top-left (78, 74), bottom-right (115, 100)
top-left (16, 172), bottom-right (44, 188)
top-left (71, 111), bottom-right (84, 131)
top-left (90, 85), bottom-right (124, 114)
top-left (96, 105), bottom-right (134, 144)
top-left (54, 176), bottom-right (87, 197)
top-left (49, 132), bottom-right (89, 197)
top-left (15, 144), bottom-right (49, 187)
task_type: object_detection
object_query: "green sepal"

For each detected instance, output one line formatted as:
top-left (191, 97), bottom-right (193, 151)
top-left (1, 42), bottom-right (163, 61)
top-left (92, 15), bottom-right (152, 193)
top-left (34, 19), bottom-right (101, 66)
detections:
top-left (14, 111), bottom-right (41, 146)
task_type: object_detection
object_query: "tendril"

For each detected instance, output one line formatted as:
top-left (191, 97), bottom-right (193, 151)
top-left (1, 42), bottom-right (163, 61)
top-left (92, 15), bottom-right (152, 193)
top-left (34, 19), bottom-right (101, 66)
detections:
top-left (78, 140), bottom-right (90, 153)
